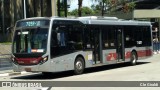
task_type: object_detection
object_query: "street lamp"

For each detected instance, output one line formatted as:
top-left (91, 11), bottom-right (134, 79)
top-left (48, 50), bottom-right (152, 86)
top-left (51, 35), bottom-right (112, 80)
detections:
top-left (41, 0), bottom-right (43, 17)
top-left (101, 0), bottom-right (105, 16)
top-left (23, 0), bottom-right (26, 18)
top-left (64, 0), bottom-right (67, 17)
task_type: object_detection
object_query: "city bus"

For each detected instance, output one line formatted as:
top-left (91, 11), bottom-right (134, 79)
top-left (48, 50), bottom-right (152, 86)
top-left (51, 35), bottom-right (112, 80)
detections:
top-left (11, 16), bottom-right (153, 74)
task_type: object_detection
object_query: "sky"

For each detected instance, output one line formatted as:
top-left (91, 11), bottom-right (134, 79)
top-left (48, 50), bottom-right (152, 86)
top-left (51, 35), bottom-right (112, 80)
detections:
top-left (68, 0), bottom-right (98, 11)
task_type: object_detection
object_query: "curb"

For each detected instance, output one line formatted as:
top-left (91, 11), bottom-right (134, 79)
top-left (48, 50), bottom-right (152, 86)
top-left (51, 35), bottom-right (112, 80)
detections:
top-left (0, 71), bottom-right (29, 77)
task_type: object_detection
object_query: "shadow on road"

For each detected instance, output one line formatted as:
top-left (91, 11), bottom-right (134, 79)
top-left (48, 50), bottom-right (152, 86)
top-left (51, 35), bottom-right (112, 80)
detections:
top-left (11, 62), bottom-right (150, 80)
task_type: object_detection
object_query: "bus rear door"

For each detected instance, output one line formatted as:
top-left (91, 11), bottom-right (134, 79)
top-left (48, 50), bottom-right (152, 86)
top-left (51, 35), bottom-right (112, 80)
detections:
top-left (116, 29), bottom-right (125, 62)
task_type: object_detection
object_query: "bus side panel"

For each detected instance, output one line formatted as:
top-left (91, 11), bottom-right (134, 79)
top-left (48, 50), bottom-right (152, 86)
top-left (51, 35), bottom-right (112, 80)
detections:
top-left (136, 47), bottom-right (153, 60)
top-left (124, 46), bottom-right (152, 62)
top-left (49, 53), bottom-right (76, 72)
top-left (124, 48), bottom-right (132, 62)
top-left (102, 49), bottom-right (117, 65)
top-left (84, 51), bottom-right (94, 68)
top-left (49, 51), bottom-right (93, 72)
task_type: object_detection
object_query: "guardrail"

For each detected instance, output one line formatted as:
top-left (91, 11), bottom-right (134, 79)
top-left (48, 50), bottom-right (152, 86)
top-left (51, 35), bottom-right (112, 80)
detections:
top-left (153, 42), bottom-right (160, 54)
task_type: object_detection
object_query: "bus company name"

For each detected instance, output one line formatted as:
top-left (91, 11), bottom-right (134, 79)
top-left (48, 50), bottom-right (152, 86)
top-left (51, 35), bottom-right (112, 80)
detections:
top-left (2, 82), bottom-right (42, 87)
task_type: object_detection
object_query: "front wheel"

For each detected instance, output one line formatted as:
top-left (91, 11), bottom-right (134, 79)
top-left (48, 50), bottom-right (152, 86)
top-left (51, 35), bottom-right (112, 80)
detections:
top-left (130, 52), bottom-right (137, 65)
top-left (74, 57), bottom-right (85, 75)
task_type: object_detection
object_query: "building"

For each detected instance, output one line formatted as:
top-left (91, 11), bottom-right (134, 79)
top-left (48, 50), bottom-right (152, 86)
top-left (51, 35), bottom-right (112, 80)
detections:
top-left (133, 0), bottom-right (160, 41)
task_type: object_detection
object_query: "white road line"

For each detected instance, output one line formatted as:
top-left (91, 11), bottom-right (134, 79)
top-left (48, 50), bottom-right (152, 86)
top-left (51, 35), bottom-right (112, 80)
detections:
top-left (0, 73), bottom-right (9, 77)
top-left (0, 71), bottom-right (30, 77)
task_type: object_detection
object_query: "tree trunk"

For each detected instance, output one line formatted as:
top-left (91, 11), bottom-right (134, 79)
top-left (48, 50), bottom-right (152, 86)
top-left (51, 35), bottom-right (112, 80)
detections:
top-left (57, 0), bottom-right (61, 17)
top-left (78, 0), bottom-right (82, 17)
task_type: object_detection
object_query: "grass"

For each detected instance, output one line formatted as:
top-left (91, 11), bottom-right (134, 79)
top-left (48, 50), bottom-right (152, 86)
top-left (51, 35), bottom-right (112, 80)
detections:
top-left (0, 42), bottom-right (12, 45)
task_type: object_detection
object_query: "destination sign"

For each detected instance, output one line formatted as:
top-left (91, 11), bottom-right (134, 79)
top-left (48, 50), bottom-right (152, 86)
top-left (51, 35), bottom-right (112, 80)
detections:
top-left (16, 20), bottom-right (50, 27)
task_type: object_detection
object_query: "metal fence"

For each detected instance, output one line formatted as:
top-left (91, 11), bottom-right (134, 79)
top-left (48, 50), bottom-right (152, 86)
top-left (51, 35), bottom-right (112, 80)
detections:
top-left (153, 42), bottom-right (160, 54)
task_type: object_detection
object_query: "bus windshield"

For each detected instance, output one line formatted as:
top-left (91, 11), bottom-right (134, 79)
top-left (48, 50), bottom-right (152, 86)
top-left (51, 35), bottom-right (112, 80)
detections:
top-left (13, 27), bottom-right (48, 54)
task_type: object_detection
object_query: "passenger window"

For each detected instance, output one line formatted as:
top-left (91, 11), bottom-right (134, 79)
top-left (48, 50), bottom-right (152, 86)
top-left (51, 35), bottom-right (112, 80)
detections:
top-left (102, 26), bottom-right (116, 49)
top-left (50, 24), bottom-right (83, 58)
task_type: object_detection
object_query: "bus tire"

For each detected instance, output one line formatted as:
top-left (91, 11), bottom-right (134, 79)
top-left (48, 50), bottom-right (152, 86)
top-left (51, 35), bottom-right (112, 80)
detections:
top-left (74, 57), bottom-right (85, 75)
top-left (42, 72), bottom-right (52, 76)
top-left (130, 52), bottom-right (137, 65)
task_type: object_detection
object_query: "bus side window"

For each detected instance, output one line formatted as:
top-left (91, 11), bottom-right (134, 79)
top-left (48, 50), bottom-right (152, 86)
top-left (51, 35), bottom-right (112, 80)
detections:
top-left (102, 26), bottom-right (116, 49)
top-left (67, 26), bottom-right (83, 50)
top-left (50, 26), bottom-right (60, 58)
top-left (51, 31), bottom-right (58, 47)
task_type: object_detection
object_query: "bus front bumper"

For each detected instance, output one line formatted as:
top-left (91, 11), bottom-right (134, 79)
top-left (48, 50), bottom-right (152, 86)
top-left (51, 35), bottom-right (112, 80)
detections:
top-left (12, 63), bottom-right (52, 73)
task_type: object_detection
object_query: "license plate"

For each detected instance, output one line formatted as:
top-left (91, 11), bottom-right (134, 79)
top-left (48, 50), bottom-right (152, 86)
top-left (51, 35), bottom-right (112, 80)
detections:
top-left (25, 68), bottom-right (31, 72)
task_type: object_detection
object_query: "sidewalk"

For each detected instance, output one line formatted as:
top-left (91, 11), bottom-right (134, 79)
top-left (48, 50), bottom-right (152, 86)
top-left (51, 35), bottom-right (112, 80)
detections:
top-left (0, 71), bottom-right (29, 77)
top-left (0, 55), bottom-right (12, 68)
top-left (0, 68), bottom-right (29, 77)
top-left (0, 44), bottom-right (31, 77)
top-left (0, 43), bottom-right (12, 70)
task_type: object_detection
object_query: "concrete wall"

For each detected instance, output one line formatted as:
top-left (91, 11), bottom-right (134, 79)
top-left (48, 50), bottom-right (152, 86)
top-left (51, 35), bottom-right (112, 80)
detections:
top-left (134, 10), bottom-right (160, 18)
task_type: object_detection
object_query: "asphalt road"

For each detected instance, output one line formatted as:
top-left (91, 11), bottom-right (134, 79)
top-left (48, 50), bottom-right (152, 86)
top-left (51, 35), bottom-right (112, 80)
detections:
top-left (0, 54), bottom-right (160, 90)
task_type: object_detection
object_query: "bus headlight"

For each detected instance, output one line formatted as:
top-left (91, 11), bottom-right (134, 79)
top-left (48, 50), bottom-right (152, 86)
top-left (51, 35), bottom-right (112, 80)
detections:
top-left (39, 56), bottom-right (48, 65)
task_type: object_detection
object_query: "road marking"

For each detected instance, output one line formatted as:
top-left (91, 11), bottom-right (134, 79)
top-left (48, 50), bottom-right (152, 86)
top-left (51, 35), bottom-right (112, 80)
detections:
top-left (0, 71), bottom-right (30, 77)
top-left (0, 73), bottom-right (9, 77)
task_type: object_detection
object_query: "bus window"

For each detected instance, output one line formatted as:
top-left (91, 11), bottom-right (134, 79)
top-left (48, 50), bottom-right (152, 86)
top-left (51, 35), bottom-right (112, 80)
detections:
top-left (142, 27), bottom-right (152, 46)
top-left (83, 27), bottom-right (93, 49)
top-left (124, 26), bottom-right (135, 48)
top-left (50, 24), bottom-right (83, 58)
top-left (135, 26), bottom-right (152, 47)
top-left (102, 26), bottom-right (116, 49)
top-left (13, 28), bottom-right (48, 54)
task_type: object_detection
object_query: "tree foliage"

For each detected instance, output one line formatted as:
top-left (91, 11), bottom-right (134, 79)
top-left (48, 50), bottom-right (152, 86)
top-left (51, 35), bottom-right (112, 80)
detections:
top-left (70, 7), bottom-right (95, 16)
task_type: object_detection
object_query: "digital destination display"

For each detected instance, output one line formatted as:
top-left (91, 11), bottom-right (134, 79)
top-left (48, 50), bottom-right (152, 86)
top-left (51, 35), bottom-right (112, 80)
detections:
top-left (16, 20), bottom-right (50, 28)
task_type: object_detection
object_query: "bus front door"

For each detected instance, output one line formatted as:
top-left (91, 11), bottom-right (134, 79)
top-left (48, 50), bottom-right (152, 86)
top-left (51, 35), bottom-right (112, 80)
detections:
top-left (116, 29), bottom-right (125, 62)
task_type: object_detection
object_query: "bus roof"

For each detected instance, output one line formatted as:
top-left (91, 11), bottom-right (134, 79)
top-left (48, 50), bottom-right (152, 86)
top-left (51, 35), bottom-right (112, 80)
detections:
top-left (17, 16), bottom-right (151, 26)
top-left (52, 16), bottom-right (151, 26)
top-left (77, 16), bottom-right (151, 26)
top-left (16, 17), bottom-right (51, 22)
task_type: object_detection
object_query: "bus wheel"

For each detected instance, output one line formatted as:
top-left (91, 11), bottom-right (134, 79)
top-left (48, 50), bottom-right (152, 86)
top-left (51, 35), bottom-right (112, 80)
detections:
top-left (74, 57), bottom-right (85, 75)
top-left (130, 52), bottom-right (137, 65)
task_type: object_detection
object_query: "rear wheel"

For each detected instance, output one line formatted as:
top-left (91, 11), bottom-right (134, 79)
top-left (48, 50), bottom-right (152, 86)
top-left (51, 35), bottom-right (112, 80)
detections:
top-left (130, 52), bottom-right (137, 65)
top-left (74, 57), bottom-right (85, 75)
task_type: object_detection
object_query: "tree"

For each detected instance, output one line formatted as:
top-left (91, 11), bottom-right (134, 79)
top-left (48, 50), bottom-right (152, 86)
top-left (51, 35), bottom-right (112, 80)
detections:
top-left (91, 0), bottom-right (136, 14)
top-left (122, 1), bottom-right (136, 13)
top-left (70, 9), bottom-right (78, 16)
top-left (70, 7), bottom-right (95, 16)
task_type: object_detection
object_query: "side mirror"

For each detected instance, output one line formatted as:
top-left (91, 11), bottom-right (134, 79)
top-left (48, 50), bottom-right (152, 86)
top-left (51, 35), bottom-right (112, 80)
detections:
top-left (7, 26), bottom-right (14, 33)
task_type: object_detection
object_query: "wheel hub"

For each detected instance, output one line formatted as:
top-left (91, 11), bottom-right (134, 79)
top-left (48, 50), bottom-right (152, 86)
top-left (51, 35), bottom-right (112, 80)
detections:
top-left (76, 61), bottom-right (82, 70)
